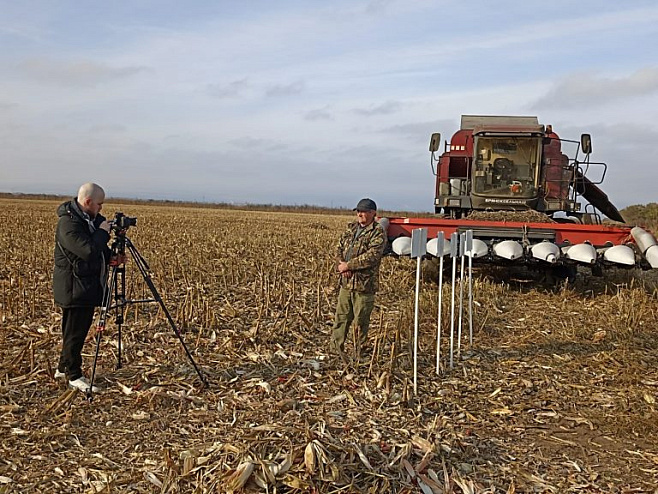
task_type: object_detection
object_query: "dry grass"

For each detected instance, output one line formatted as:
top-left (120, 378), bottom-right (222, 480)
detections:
top-left (1, 198), bottom-right (658, 493)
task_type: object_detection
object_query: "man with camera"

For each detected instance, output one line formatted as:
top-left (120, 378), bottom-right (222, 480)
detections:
top-left (53, 183), bottom-right (113, 393)
top-left (331, 198), bottom-right (386, 359)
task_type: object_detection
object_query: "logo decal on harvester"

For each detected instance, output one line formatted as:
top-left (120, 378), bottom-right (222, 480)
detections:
top-left (484, 198), bottom-right (525, 205)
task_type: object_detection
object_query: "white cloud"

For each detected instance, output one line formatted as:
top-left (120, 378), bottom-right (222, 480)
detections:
top-left (380, 119), bottom-right (452, 139)
top-left (88, 124), bottom-right (128, 134)
top-left (532, 67), bottom-right (658, 110)
top-left (17, 58), bottom-right (150, 87)
top-left (206, 78), bottom-right (250, 99)
top-left (305, 107), bottom-right (334, 121)
top-left (265, 80), bottom-right (305, 97)
top-left (352, 100), bottom-right (403, 116)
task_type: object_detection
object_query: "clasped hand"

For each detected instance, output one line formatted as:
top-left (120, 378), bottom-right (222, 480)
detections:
top-left (337, 261), bottom-right (353, 279)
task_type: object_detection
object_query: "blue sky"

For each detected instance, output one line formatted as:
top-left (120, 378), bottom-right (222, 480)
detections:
top-left (1, 0), bottom-right (657, 211)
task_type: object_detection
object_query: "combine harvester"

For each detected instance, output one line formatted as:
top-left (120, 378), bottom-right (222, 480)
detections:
top-left (386, 115), bottom-right (658, 281)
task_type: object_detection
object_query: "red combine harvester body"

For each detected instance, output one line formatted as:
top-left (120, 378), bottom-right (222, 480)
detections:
top-left (385, 115), bottom-right (658, 278)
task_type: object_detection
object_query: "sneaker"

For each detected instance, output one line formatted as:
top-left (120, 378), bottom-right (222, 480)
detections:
top-left (68, 376), bottom-right (99, 393)
top-left (54, 370), bottom-right (66, 379)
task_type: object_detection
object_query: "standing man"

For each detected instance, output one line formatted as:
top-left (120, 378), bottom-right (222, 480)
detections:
top-left (53, 183), bottom-right (112, 392)
top-left (331, 198), bottom-right (386, 357)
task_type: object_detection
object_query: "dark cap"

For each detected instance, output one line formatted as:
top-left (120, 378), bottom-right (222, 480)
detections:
top-left (353, 198), bottom-right (377, 211)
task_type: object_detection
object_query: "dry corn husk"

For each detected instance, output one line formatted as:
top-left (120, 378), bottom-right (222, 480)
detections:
top-left (224, 461), bottom-right (255, 491)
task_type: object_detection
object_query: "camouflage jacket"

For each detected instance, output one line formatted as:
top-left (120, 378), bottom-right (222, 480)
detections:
top-left (336, 220), bottom-right (386, 293)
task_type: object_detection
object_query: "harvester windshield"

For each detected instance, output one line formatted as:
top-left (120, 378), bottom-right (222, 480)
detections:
top-left (472, 136), bottom-right (540, 199)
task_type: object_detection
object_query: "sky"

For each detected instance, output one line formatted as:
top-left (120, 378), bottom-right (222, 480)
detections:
top-left (1, 0), bottom-right (657, 212)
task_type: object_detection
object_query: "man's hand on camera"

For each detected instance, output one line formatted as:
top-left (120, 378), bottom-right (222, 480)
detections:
top-left (99, 220), bottom-right (111, 232)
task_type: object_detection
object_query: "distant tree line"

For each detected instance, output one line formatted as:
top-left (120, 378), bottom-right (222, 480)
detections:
top-left (621, 203), bottom-right (658, 232)
top-left (0, 192), bottom-right (427, 218)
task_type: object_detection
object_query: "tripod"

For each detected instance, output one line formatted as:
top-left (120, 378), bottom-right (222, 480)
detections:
top-left (87, 227), bottom-right (208, 400)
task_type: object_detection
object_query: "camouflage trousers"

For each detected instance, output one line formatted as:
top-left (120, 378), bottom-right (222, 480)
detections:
top-left (331, 288), bottom-right (375, 352)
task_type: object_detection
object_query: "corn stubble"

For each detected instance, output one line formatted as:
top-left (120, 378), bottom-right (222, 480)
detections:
top-left (1, 198), bottom-right (657, 492)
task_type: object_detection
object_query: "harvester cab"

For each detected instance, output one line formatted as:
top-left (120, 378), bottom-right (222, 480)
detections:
top-left (385, 115), bottom-right (658, 280)
top-left (429, 115), bottom-right (623, 224)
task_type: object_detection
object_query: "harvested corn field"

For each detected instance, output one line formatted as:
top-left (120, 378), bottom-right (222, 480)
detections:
top-left (1, 198), bottom-right (658, 493)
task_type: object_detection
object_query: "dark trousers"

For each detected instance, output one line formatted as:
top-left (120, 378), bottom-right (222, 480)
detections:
top-left (58, 306), bottom-right (96, 381)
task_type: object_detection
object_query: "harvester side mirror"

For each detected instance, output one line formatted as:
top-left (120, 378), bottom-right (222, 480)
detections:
top-left (429, 133), bottom-right (442, 152)
top-left (581, 134), bottom-right (592, 154)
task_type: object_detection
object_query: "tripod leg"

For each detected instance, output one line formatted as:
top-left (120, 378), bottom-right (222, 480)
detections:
top-left (115, 264), bottom-right (126, 369)
top-left (126, 241), bottom-right (208, 387)
top-left (87, 266), bottom-right (119, 400)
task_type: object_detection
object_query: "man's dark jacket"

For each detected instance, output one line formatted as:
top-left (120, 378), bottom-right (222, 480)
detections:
top-left (53, 199), bottom-right (111, 308)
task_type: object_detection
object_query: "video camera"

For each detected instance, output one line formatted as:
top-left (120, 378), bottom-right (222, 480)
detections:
top-left (111, 212), bottom-right (137, 232)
